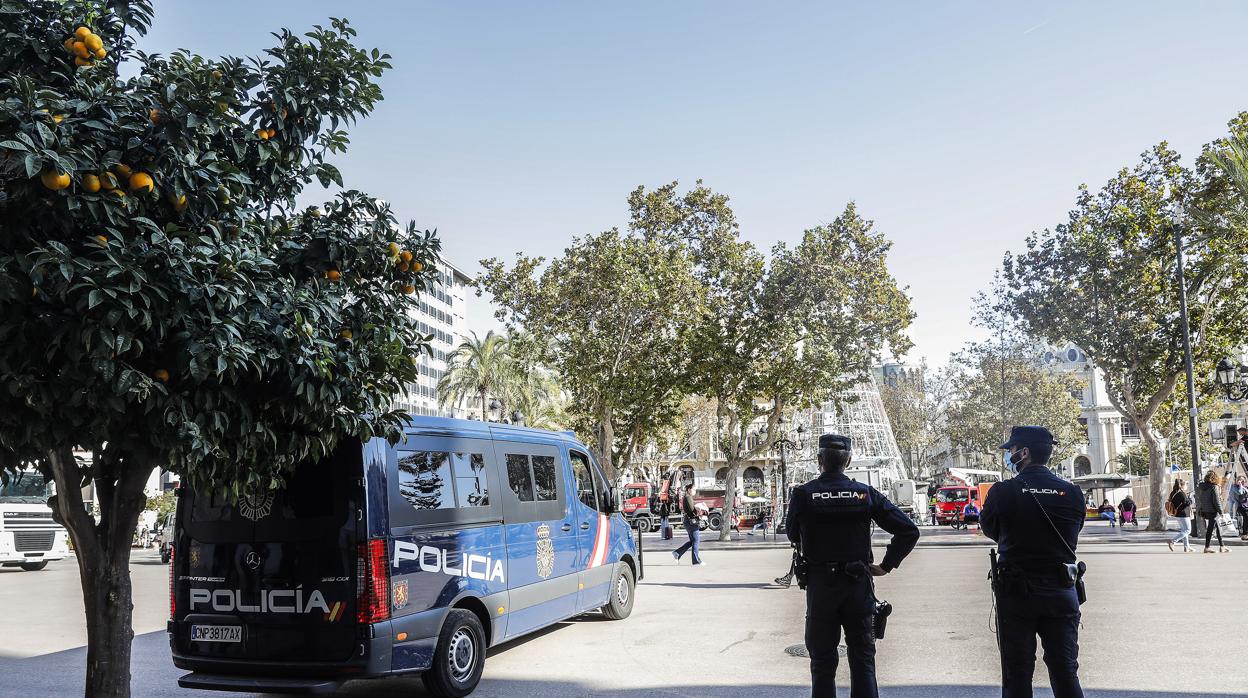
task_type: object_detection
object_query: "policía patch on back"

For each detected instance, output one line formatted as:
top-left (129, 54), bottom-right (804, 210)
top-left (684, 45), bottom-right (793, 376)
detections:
top-left (810, 489), bottom-right (870, 515)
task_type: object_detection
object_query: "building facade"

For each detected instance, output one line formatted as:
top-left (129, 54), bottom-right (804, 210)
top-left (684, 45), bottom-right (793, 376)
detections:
top-left (393, 261), bottom-right (474, 419)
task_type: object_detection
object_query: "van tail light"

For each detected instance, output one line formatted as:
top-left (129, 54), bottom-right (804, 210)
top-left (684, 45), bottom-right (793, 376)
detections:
top-left (168, 545), bottom-right (176, 620)
top-left (357, 538), bottom-right (390, 624)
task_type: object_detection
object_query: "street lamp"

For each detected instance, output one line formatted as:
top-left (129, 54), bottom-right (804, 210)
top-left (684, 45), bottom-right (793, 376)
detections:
top-left (768, 422), bottom-right (806, 512)
top-left (1215, 358), bottom-right (1248, 401)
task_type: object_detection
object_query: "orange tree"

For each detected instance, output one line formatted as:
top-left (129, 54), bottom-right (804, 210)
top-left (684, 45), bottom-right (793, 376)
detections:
top-left (0, 2), bottom-right (436, 695)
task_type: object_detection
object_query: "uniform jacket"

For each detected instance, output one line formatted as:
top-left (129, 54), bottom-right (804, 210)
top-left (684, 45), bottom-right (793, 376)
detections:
top-left (785, 471), bottom-right (919, 571)
top-left (1195, 481), bottom-right (1221, 516)
top-left (981, 465), bottom-right (1084, 567)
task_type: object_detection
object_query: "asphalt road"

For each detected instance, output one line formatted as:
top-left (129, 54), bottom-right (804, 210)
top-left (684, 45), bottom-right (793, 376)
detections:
top-left (1, 533), bottom-right (1245, 697)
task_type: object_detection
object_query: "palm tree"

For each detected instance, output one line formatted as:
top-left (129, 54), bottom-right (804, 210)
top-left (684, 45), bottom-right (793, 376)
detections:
top-left (438, 331), bottom-right (511, 418)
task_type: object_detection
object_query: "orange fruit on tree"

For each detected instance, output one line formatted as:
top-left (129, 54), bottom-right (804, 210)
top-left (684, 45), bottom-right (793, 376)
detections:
top-left (74, 26), bottom-right (90, 40)
top-left (114, 163), bottom-right (131, 178)
top-left (82, 173), bottom-right (101, 192)
top-left (149, 108), bottom-right (161, 124)
top-left (340, 329), bottom-right (353, 340)
top-left (51, 114), bottom-right (64, 124)
top-left (84, 34), bottom-right (103, 52)
top-left (399, 250), bottom-right (413, 263)
top-left (398, 261), bottom-right (409, 272)
top-left (40, 170), bottom-right (71, 190)
top-left (94, 48), bottom-right (107, 60)
top-left (71, 41), bottom-right (89, 58)
top-left (211, 69), bottom-right (223, 80)
top-left (411, 261), bottom-right (424, 272)
top-left (387, 242), bottom-right (400, 256)
top-left (256, 128), bottom-right (270, 140)
top-left (402, 284), bottom-right (415, 295)
top-left (63, 38), bottom-right (75, 52)
top-left (94, 235), bottom-right (108, 245)
top-left (128, 172), bottom-right (154, 193)
top-left (74, 56), bottom-right (93, 67)
top-left (99, 171), bottom-right (118, 190)
top-left (107, 188), bottom-right (126, 199)
top-left (152, 369), bottom-right (170, 383)
top-left (169, 193), bottom-right (187, 211)
top-left (325, 269), bottom-right (342, 282)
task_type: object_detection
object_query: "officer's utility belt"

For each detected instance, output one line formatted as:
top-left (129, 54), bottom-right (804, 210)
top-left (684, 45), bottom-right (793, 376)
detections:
top-left (995, 560), bottom-right (1087, 603)
top-left (809, 560), bottom-right (869, 579)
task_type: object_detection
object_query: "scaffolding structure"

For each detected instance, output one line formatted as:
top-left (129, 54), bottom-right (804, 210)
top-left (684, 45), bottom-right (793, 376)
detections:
top-left (809, 379), bottom-right (907, 490)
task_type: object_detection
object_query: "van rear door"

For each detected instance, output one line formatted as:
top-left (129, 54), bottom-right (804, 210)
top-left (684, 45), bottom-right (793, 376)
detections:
top-left (173, 442), bottom-right (362, 665)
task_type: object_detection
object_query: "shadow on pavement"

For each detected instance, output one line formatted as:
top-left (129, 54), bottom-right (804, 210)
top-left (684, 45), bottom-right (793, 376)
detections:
top-left (4, 631), bottom-right (1244, 698)
top-left (639, 581), bottom-right (776, 590)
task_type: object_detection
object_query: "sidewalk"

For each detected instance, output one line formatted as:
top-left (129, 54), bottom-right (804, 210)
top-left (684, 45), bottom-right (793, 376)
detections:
top-left (635, 518), bottom-right (1247, 553)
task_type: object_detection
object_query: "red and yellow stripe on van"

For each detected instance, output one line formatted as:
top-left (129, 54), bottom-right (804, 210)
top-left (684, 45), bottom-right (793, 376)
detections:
top-left (586, 513), bottom-right (609, 569)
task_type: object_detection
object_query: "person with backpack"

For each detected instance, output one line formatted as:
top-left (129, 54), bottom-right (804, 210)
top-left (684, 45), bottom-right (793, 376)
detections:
top-left (1195, 471), bottom-right (1230, 554)
top-left (1166, 479), bottom-right (1192, 552)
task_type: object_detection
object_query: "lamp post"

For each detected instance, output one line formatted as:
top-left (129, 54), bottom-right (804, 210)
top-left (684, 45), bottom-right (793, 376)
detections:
top-left (1173, 218), bottom-right (1205, 537)
top-left (768, 422), bottom-right (806, 513)
top-left (1215, 358), bottom-right (1248, 402)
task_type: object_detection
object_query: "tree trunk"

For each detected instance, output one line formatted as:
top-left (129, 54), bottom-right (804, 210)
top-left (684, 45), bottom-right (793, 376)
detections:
top-left (45, 448), bottom-right (152, 697)
top-left (1139, 423), bottom-right (1167, 532)
top-left (480, 389), bottom-right (487, 420)
top-left (719, 460), bottom-right (739, 542)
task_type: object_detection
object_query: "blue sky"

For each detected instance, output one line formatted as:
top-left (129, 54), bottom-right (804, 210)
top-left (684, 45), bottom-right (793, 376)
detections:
top-left (142, 2), bottom-right (1248, 366)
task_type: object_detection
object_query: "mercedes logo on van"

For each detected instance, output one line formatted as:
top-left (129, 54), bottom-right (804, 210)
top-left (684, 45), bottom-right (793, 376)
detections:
top-left (244, 551), bottom-right (261, 570)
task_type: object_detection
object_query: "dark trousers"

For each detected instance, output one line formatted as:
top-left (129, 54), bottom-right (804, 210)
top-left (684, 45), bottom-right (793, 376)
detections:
top-left (996, 579), bottom-right (1083, 698)
top-left (1202, 514), bottom-right (1223, 548)
top-left (805, 568), bottom-right (876, 698)
top-left (673, 518), bottom-right (702, 564)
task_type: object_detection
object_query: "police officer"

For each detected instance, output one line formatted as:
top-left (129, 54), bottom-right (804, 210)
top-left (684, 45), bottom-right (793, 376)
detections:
top-left (786, 434), bottom-right (920, 698)
top-left (981, 426), bottom-right (1086, 698)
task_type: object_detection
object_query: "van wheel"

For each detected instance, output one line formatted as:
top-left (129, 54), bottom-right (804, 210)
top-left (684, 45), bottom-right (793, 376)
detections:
top-left (600, 563), bottom-right (635, 620)
top-left (707, 513), bottom-right (722, 530)
top-left (19, 561), bottom-right (48, 571)
top-left (636, 517), bottom-right (652, 533)
top-left (422, 609), bottom-right (485, 698)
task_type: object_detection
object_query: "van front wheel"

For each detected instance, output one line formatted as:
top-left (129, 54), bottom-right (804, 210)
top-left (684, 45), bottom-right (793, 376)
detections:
top-left (422, 609), bottom-right (486, 698)
top-left (600, 563), bottom-right (634, 620)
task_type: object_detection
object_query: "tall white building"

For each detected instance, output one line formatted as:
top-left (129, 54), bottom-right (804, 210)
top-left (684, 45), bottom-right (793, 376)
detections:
top-left (394, 261), bottom-right (474, 419)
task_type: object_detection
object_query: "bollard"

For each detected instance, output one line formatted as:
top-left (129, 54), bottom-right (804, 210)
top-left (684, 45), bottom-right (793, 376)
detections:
top-left (635, 525), bottom-right (644, 580)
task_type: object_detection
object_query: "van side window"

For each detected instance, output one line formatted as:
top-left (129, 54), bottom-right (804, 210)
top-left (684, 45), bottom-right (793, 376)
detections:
top-left (570, 450), bottom-right (596, 510)
top-left (506, 453), bottom-right (535, 502)
top-left (452, 452), bottom-right (489, 508)
top-left (397, 451), bottom-right (455, 511)
top-left (532, 455), bottom-right (558, 501)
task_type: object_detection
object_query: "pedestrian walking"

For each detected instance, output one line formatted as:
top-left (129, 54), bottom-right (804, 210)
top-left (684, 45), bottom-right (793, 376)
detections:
top-left (1118, 495), bottom-right (1137, 527)
top-left (786, 434), bottom-right (920, 698)
top-left (1166, 479), bottom-right (1193, 552)
top-left (1231, 476), bottom-right (1248, 541)
top-left (671, 483), bottom-right (704, 565)
top-left (982, 426), bottom-right (1086, 698)
top-left (1096, 500), bottom-right (1116, 528)
top-left (1195, 471), bottom-right (1230, 554)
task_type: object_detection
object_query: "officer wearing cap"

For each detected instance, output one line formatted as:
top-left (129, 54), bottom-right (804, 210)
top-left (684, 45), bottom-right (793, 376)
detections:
top-left (786, 433), bottom-right (920, 698)
top-left (982, 426), bottom-right (1086, 698)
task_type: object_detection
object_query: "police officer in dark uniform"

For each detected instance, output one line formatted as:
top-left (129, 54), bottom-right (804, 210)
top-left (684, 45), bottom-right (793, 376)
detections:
top-left (982, 426), bottom-right (1086, 698)
top-left (786, 434), bottom-right (920, 698)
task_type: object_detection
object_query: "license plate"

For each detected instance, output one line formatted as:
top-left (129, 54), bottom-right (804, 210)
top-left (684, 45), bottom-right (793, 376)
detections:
top-left (190, 625), bottom-right (242, 643)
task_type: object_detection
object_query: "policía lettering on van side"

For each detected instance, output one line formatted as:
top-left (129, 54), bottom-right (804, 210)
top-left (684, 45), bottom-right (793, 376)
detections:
top-left (392, 540), bottom-right (505, 583)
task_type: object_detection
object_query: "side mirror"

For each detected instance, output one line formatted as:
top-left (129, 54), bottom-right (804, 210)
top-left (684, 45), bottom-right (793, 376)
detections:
top-left (603, 486), bottom-right (619, 514)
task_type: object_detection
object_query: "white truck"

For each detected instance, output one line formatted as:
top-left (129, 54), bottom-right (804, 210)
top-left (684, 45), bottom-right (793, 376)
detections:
top-left (0, 469), bottom-right (71, 571)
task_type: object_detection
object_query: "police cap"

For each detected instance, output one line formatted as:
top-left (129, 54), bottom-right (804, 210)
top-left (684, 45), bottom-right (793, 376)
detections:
top-left (818, 434), bottom-right (852, 451)
top-left (999, 425), bottom-right (1057, 450)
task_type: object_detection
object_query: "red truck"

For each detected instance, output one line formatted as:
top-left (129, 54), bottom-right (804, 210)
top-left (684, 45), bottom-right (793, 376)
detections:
top-left (620, 481), bottom-right (727, 532)
top-left (931, 468), bottom-right (1001, 525)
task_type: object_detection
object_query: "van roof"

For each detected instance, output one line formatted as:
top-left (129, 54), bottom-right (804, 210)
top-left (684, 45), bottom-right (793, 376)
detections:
top-left (401, 415), bottom-right (580, 446)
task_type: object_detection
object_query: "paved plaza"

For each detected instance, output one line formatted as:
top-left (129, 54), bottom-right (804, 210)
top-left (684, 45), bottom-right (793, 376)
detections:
top-left (1, 528), bottom-right (1245, 697)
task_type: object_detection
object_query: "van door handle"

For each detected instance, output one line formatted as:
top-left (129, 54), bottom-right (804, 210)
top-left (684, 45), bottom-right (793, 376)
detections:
top-left (579, 522), bottom-right (590, 530)
top-left (561, 523), bottom-right (572, 532)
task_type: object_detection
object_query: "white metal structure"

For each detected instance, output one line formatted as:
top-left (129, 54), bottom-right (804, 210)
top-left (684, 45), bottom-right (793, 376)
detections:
top-left (810, 379), bottom-right (907, 493)
top-left (0, 468), bottom-right (70, 571)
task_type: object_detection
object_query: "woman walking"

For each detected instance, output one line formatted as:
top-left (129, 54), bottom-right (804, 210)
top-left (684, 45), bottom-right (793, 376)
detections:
top-left (1167, 479), bottom-right (1193, 552)
top-left (1195, 471), bottom-right (1230, 554)
top-left (671, 483), bottom-right (704, 565)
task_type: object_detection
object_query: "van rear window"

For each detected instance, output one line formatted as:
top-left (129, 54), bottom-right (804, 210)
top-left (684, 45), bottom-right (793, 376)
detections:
top-left (506, 454), bottom-right (534, 502)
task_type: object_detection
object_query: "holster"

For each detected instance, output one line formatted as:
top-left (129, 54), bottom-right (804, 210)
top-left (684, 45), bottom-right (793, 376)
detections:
top-left (793, 552), bottom-right (809, 590)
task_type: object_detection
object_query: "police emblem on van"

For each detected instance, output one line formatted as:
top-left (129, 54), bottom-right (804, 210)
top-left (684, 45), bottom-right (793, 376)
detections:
top-left (536, 524), bottom-right (555, 579)
top-left (238, 491), bottom-right (274, 521)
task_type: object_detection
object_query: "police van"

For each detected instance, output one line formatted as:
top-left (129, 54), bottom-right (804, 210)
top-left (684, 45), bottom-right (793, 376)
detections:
top-left (169, 417), bottom-right (637, 697)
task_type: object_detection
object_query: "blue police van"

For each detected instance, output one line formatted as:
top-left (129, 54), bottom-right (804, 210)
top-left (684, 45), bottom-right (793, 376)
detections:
top-left (169, 417), bottom-right (637, 696)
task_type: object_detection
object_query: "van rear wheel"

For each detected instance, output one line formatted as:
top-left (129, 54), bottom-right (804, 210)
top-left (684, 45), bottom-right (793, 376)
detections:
top-left (422, 609), bottom-right (485, 698)
top-left (600, 563), bottom-right (634, 620)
